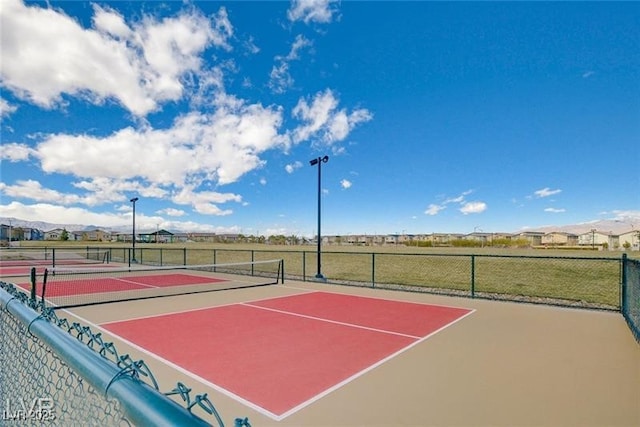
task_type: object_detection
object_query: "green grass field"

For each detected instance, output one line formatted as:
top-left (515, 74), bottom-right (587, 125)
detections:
top-left (8, 241), bottom-right (635, 309)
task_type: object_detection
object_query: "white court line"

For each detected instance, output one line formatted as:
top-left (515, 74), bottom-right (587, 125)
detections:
top-left (281, 283), bottom-right (473, 311)
top-left (111, 277), bottom-right (159, 289)
top-left (85, 290), bottom-right (476, 421)
top-left (241, 302), bottom-right (423, 339)
top-left (66, 311), bottom-right (282, 421)
top-left (99, 287), bottom-right (316, 325)
top-left (276, 308), bottom-right (476, 419)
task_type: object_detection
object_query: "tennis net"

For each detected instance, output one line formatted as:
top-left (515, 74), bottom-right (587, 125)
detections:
top-left (40, 259), bottom-right (284, 309)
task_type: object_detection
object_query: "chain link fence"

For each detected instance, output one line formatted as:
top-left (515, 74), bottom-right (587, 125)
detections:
top-left (81, 247), bottom-right (626, 311)
top-left (622, 255), bottom-right (640, 342)
top-left (0, 280), bottom-right (249, 426)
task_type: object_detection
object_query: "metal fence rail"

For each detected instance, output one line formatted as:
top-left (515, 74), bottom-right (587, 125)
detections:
top-left (0, 281), bottom-right (231, 426)
top-left (622, 255), bottom-right (640, 342)
top-left (7, 245), bottom-right (636, 338)
top-left (123, 248), bottom-right (622, 310)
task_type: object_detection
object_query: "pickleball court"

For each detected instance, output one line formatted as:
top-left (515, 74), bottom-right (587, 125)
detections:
top-left (43, 265), bottom-right (639, 427)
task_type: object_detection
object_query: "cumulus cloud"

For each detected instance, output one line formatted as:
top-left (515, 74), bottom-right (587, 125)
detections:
top-left (287, 0), bottom-right (339, 24)
top-left (292, 89), bottom-right (372, 145)
top-left (0, 98), bottom-right (18, 118)
top-left (534, 187), bottom-right (562, 198)
top-left (156, 208), bottom-right (186, 217)
top-left (35, 97), bottom-right (287, 187)
top-left (340, 179), bottom-right (352, 189)
top-left (460, 201), bottom-right (487, 215)
top-left (171, 186), bottom-right (240, 216)
top-left (0, 143), bottom-right (33, 162)
top-left (285, 161), bottom-right (303, 174)
top-left (0, 0), bottom-right (233, 116)
top-left (425, 204), bottom-right (445, 216)
top-left (269, 35), bottom-right (312, 94)
top-left (424, 189), bottom-right (477, 216)
top-left (544, 207), bottom-right (566, 213)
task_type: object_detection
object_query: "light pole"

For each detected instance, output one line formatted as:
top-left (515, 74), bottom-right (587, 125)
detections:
top-left (310, 155), bottom-right (329, 280)
top-left (591, 228), bottom-right (596, 250)
top-left (130, 197), bottom-right (139, 263)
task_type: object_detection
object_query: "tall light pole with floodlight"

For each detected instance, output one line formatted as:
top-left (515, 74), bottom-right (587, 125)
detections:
top-left (130, 197), bottom-right (139, 263)
top-left (310, 155), bottom-right (329, 280)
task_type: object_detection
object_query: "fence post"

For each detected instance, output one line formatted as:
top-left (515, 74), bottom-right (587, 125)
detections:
top-left (303, 251), bottom-right (307, 281)
top-left (621, 253), bottom-right (627, 313)
top-left (183, 247), bottom-right (187, 266)
top-left (470, 255), bottom-right (475, 298)
top-left (372, 253), bottom-right (376, 288)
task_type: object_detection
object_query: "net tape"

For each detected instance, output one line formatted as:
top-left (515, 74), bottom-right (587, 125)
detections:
top-left (40, 259), bottom-right (283, 309)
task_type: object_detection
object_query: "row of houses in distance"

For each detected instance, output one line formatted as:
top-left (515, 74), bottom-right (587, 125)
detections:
top-left (1, 224), bottom-right (639, 250)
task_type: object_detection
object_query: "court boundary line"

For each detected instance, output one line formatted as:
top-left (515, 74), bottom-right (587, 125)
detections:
top-left (71, 290), bottom-right (476, 421)
top-left (99, 288), bottom-right (317, 325)
top-left (89, 305), bottom-right (475, 421)
top-left (281, 283), bottom-right (474, 311)
top-left (64, 310), bottom-right (281, 419)
top-left (241, 302), bottom-right (423, 339)
top-left (277, 307), bottom-right (476, 419)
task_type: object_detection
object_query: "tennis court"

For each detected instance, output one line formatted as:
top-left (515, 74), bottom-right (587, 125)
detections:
top-left (5, 258), bottom-right (639, 426)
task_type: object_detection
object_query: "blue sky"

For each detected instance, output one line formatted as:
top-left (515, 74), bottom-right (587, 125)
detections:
top-left (1, 0), bottom-right (639, 237)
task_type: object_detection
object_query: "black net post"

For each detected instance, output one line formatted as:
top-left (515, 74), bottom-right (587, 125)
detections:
top-left (30, 267), bottom-right (36, 303)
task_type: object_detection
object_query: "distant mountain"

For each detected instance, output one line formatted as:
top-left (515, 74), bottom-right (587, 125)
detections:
top-left (525, 219), bottom-right (639, 236)
top-left (0, 217), bottom-right (122, 233)
top-left (2, 216), bottom-right (638, 237)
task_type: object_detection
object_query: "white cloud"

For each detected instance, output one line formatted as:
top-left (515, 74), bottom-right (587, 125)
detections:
top-left (21, 91), bottom-right (288, 214)
top-left (259, 178), bottom-right (267, 185)
top-left (0, 98), bottom-right (18, 118)
top-left (35, 97), bottom-right (287, 187)
top-left (425, 204), bottom-right (445, 216)
top-left (269, 35), bottom-right (312, 94)
top-left (287, 0), bottom-right (339, 24)
top-left (171, 186), bottom-right (240, 216)
top-left (425, 189), bottom-right (474, 216)
top-left (292, 89), bottom-right (372, 145)
top-left (460, 201), bottom-right (487, 215)
top-left (0, 200), bottom-right (132, 227)
top-left (269, 62), bottom-right (294, 95)
top-left (444, 189), bottom-right (473, 204)
top-left (0, 143), bottom-right (33, 162)
top-left (285, 161), bottom-right (303, 174)
top-left (156, 208), bottom-right (186, 217)
top-left (0, 180), bottom-right (84, 205)
top-left (544, 207), bottom-right (566, 213)
top-left (340, 179), bottom-right (352, 189)
top-left (0, 0), bottom-right (233, 116)
top-left (534, 187), bottom-right (562, 198)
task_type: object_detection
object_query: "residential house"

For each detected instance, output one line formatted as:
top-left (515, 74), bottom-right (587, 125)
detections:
top-left (618, 230), bottom-right (640, 250)
top-left (44, 228), bottom-right (66, 240)
top-left (541, 232), bottom-right (578, 247)
top-left (577, 230), bottom-right (613, 249)
top-left (80, 229), bottom-right (110, 241)
top-left (512, 232), bottom-right (544, 246)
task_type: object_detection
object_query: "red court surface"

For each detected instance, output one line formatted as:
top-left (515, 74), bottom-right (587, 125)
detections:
top-left (0, 265), bottom-right (49, 276)
top-left (33, 273), bottom-right (227, 297)
top-left (101, 291), bottom-right (473, 420)
top-left (0, 263), bottom-right (114, 277)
